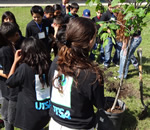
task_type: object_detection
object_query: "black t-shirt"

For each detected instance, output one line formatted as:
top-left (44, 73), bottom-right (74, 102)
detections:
top-left (6, 63), bottom-right (51, 130)
top-left (100, 9), bottom-right (116, 22)
top-left (100, 9), bottom-right (117, 35)
top-left (64, 13), bottom-right (79, 23)
top-left (9, 36), bottom-right (25, 101)
top-left (26, 19), bottom-right (54, 52)
top-left (92, 16), bottom-right (103, 44)
top-left (92, 16), bottom-right (101, 29)
top-left (0, 45), bottom-right (14, 99)
top-left (48, 57), bottom-right (104, 129)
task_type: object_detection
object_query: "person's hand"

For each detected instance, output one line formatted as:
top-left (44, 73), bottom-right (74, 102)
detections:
top-left (107, 29), bottom-right (111, 33)
top-left (66, 4), bottom-right (70, 14)
top-left (14, 49), bottom-right (22, 63)
top-left (53, 23), bottom-right (59, 38)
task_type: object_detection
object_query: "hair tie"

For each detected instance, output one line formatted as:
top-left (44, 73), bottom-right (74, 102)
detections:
top-left (64, 40), bottom-right (71, 47)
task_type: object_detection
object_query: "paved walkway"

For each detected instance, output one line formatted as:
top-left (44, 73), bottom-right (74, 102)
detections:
top-left (0, 0), bottom-right (109, 7)
top-left (0, 0), bottom-right (86, 7)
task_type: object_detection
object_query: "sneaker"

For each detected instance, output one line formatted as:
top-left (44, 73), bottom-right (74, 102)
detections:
top-left (114, 76), bottom-right (119, 80)
top-left (104, 65), bottom-right (109, 69)
top-left (115, 64), bottom-right (119, 67)
top-left (114, 76), bottom-right (121, 80)
top-left (113, 62), bottom-right (119, 67)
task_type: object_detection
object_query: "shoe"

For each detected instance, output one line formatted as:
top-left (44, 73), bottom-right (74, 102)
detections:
top-left (104, 65), bottom-right (109, 69)
top-left (114, 76), bottom-right (121, 80)
top-left (114, 76), bottom-right (119, 80)
top-left (134, 65), bottom-right (138, 70)
top-left (115, 64), bottom-right (119, 67)
top-left (113, 62), bottom-right (119, 67)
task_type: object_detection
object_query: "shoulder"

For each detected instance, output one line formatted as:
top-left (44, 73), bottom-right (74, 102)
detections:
top-left (27, 20), bottom-right (35, 28)
top-left (79, 69), bottom-right (97, 82)
top-left (1, 46), bottom-right (13, 56)
top-left (101, 12), bottom-right (107, 18)
top-left (19, 63), bottom-right (30, 69)
top-left (92, 16), bottom-right (96, 21)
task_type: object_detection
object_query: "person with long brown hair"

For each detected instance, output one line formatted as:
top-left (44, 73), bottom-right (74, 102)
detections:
top-left (48, 17), bottom-right (105, 129)
top-left (115, 11), bottom-right (142, 79)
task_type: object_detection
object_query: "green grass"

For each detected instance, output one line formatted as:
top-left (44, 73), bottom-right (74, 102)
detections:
top-left (0, 5), bottom-right (150, 130)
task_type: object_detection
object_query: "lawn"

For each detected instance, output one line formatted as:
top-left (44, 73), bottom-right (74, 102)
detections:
top-left (0, 4), bottom-right (150, 130)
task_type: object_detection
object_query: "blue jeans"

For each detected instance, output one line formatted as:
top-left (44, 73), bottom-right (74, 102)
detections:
top-left (113, 41), bottom-right (122, 64)
top-left (119, 36), bottom-right (142, 78)
top-left (89, 42), bottom-right (104, 63)
top-left (130, 54), bottom-right (138, 67)
top-left (104, 37), bottom-right (122, 66)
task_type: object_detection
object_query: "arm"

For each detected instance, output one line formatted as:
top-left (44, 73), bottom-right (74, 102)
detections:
top-left (7, 50), bottom-right (22, 78)
top-left (65, 4), bottom-right (70, 14)
top-left (0, 70), bottom-right (8, 78)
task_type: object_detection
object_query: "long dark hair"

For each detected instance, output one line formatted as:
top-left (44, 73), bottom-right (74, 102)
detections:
top-left (1, 11), bottom-right (19, 28)
top-left (54, 17), bottom-right (103, 92)
top-left (20, 37), bottom-right (51, 86)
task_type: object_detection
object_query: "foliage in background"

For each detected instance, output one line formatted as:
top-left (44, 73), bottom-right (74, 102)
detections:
top-left (0, 5), bottom-right (150, 130)
top-left (87, 0), bottom-right (150, 60)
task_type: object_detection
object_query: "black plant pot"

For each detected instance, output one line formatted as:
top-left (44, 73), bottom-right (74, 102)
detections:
top-left (96, 97), bottom-right (126, 130)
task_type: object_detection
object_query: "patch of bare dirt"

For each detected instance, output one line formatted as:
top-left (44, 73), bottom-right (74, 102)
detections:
top-left (104, 71), bottom-right (140, 99)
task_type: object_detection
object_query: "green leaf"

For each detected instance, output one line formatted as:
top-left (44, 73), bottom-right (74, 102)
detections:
top-left (138, 8), bottom-right (146, 17)
top-left (95, 0), bottom-right (100, 4)
top-left (95, 55), bottom-right (98, 59)
top-left (97, 44), bottom-right (101, 50)
top-left (109, 23), bottom-right (118, 30)
top-left (124, 12), bottom-right (135, 20)
top-left (86, 0), bottom-right (94, 7)
top-left (130, 29), bottom-right (135, 35)
top-left (124, 32), bottom-right (130, 37)
top-left (110, 29), bottom-right (115, 38)
top-left (141, 22), bottom-right (147, 27)
top-left (111, 0), bottom-right (119, 7)
top-left (112, 37), bottom-right (116, 44)
top-left (123, 5), bottom-right (135, 14)
top-left (98, 23), bottom-right (107, 34)
top-left (101, 33), bottom-right (109, 41)
top-left (134, 8), bottom-right (146, 17)
top-left (103, 39), bottom-right (109, 48)
top-left (96, 21), bottom-right (105, 25)
top-left (85, 0), bottom-right (91, 5)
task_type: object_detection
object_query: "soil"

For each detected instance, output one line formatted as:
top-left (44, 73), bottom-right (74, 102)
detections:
top-left (104, 99), bottom-right (124, 114)
top-left (107, 106), bottom-right (124, 113)
top-left (104, 71), bottom-right (140, 99)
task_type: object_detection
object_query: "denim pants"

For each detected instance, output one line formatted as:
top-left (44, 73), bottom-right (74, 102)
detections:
top-left (130, 54), bottom-right (138, 67)
top-left (104, 37), bottom-right (122, 66)
top-left (1, 98), bottom-right (17, 130)
top-left (119, 36), bottom-right (142, 78)
top-left (89, 42), bottom-right (104, 62)
top-left (113, 41), bottom-right (123, 64)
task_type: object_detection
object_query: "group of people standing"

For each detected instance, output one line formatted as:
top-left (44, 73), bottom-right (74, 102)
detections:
top-left (0, 0), bottom-right (141, 130)
top-left (87, 2), bottom-right (142, 79)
